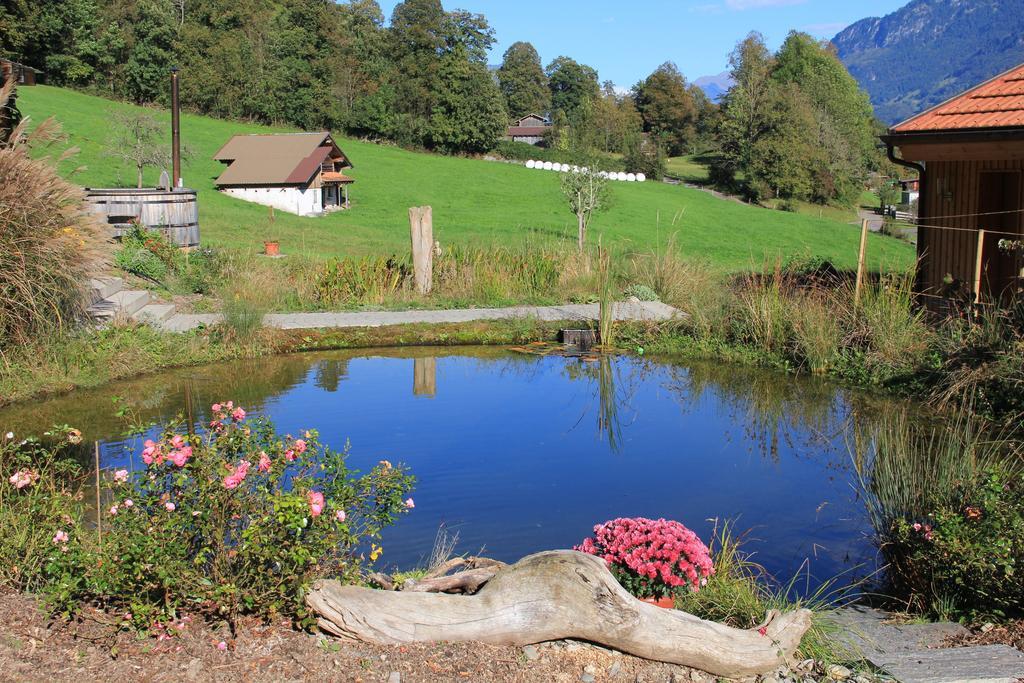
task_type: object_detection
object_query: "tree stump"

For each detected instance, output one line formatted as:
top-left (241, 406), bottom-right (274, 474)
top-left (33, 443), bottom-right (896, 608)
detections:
top-left (307, 550), bottom-right (812, 677)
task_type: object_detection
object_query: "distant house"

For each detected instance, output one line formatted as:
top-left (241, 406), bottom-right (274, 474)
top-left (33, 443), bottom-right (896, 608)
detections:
top-left (882, 62), bottom-right (1024, 306)
top-left (505, 114), bottom-right (551, 146)
top-left (899, 178), bottom-right (920, 206)
top-left (213, 132), bottom-right (354, 216)
top-left (0, 58), bottom-right (41, 86)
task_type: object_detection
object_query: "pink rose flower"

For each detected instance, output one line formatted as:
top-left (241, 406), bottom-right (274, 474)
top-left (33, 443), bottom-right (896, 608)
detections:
top-left (293, 439), bottom-right (307, 454)
top-left (231, 407), bottom-right (246, 421)
top-left (222, 460), bottom-right (251, 489)
top-left (8, 469), bottom-right (37, 489)
top-left (216, 641), bottom-right (227, 651)
top-left (284, 449), bottom-right (296, 461)
top-left (124, 499), bottom-right (134, 508)
top-left (308, 491), bottom-right (325, 517)
top-left (165, 502), bottom-right (176, 512)
top-left (109, 505), bottom-right (119, 516)
top-left (211, 403), bottom-right (222, 412)
top-left (52, 530), bottom-right (69, 545)
top-left (113, 469), bottom-right (129, 483)
top-left (335, 509), bottom-right (346, 522)
top-left (257, 451), bottom-right (271, 473)
top-left (404, 498), bottom-right (415, 509)
top-left (170, 435), bottom-right (185, 449)
top-left (168, 446), bottom-right (192, 467)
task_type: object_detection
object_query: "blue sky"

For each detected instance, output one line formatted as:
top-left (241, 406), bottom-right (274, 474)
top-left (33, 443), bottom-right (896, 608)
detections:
top-left (380, 0), bottom-right (908, 87)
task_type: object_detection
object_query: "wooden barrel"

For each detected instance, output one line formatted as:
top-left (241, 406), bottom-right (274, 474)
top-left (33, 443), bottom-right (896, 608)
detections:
top-left (84, 187), bottom-right (200, 248)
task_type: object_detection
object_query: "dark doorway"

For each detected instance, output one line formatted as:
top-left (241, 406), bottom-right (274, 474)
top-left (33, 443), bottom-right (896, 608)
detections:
top-left (978, 170), bottom-right (1022, 301)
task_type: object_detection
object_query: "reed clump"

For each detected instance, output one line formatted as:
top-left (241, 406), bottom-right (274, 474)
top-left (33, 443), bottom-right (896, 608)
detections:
top-left (0, 80), bottom-right (106, 355)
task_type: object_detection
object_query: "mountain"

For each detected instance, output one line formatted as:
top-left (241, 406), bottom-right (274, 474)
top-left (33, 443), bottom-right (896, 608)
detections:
top-left (832, 0), bottom-right (1024, 125)
top-left (694, 71), bottom-right (734, 103)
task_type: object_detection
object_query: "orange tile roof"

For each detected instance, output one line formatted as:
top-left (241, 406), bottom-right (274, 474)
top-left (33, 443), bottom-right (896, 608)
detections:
top-left (891, 62), bottom-right (1024, 133)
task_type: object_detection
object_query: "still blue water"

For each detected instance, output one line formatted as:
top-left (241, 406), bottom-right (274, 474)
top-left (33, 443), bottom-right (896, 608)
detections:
top-left (0, 348), bottom-right (894, 588)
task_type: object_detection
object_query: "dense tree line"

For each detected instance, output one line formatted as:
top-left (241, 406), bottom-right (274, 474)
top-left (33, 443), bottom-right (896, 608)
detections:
top-left (1, 2), bottom-right (884, 202)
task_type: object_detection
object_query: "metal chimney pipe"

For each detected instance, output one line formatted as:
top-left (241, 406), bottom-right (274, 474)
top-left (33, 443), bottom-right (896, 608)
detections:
top-left (170, 67), bottom-right (181, 188)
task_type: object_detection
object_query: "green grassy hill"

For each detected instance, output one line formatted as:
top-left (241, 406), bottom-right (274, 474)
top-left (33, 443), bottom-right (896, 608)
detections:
top-left (20, 85), bottom-right (913, 272)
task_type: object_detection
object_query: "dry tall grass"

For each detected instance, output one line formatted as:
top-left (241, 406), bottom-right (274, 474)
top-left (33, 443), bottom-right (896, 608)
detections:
top-left (0, 80), bottom-right (106, 356)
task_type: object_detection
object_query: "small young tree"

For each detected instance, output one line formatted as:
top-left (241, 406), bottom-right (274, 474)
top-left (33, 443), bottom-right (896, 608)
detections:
top-left (561, 166), bottom-right (611, 253)
top-left (106, 109), bottom-right (170, 188)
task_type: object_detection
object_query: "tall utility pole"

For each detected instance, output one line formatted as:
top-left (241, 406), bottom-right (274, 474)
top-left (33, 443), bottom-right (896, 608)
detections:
top-left (170, 67), bottom-right (181, 188)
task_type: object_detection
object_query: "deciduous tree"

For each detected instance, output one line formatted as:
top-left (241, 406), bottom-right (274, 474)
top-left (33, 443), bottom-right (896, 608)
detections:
top-left (497, 41), bottom-right (549, 119)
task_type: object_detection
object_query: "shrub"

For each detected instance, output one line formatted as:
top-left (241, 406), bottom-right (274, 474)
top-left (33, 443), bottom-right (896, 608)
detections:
top-left (0, 426), bottom-right (87, 592)
top-left (47, 403), bottom-right (415, 628)
top-left (0, 81), bottom-right (106, 349)
top-left (221, 288), bottom-right (267, 340)
top-left (175, 248), bottom-right (225, 295)
top-left (623, 283), bottom-right (660, 302)
top-left (114, 245), bottom-right (168, 282)
top-left (575, 517), bottom-right (714, 599)
top-left (857, 409), bottom-right (1024, 618)
top-left (886, 468), bottom-right (1023, 619)
top-left (113, 223), bottom-right (180, 283)
top-left (314, 255), bottom-right (410, 306)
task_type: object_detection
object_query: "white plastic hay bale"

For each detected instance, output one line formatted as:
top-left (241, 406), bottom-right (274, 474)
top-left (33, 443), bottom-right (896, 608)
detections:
top-left (542, 161), bottom-right (554, 171)
top-left (560, 163), bottom-right (571, 172)
top-left (626, 173), bottom-right (637, 182)
top-left (572, 165), bottom-right (580, 173)
top-left (636, 173), bottom-right (646, 183)
top-left (616, 172), bottom-right (628, 182)
top-left (581, 166), bottom-right (590, 174)
top-left (598, 171), bottom-right (609, 179)
top-left (525, 160), bottom-right (536, 169)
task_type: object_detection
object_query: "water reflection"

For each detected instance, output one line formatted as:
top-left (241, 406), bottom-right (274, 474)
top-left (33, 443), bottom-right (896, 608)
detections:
top-left (0, 347), bottom-right (915, 590)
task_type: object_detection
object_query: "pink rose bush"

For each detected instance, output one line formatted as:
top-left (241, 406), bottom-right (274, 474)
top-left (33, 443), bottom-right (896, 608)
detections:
top-left (65, 401), bottom-right (416, 630)
top-left (2, 426), bottom-right (87, 593)
top-left (575, 517), bottom-right (715, 599)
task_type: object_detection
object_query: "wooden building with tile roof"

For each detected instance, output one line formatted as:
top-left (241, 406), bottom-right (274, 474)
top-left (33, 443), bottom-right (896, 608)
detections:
top-left (213, 132), bottom-right (354, 216)
top-left (882, 63), bottom-right (1024, 306)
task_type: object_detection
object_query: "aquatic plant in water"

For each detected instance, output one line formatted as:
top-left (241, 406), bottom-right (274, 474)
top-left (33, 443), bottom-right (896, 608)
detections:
top-left (576, 517), bottom-right (714, 599)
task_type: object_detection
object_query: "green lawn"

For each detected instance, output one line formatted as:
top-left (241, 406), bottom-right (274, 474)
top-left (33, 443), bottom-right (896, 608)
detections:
top-left (666, 155), bottom-right (712, 184)
top-left (21, 86), bottom-right (913, 272)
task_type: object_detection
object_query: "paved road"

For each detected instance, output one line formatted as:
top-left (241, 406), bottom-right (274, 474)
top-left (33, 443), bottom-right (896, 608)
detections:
top-left (161, 301), bottom-right (684, 333)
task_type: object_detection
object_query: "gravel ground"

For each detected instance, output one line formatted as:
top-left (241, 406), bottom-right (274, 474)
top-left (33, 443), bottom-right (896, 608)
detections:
top-left (0, 590), bottom-right (753, 683)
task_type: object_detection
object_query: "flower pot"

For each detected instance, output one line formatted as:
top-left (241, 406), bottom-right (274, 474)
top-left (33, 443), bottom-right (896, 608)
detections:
top-left (640, 596), bottom-right (675, 609)
top-left (264, 241), bottom-right (280, 256)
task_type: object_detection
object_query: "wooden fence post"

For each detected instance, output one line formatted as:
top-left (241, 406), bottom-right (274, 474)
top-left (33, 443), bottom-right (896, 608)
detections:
top-left (974, 229), bottom-right (986, 304)
top-left (854, 219), bottom-right (869, 307)
top-left (409, 206), bottom-right (433, 295)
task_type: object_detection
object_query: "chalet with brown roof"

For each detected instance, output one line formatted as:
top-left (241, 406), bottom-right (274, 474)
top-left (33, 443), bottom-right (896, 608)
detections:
top-left (213, 132), bottom-right (353, 216)
top-left (883, 62), bottom-right (1024, 307)
top-left (506, 114), bottom-right (550, 146)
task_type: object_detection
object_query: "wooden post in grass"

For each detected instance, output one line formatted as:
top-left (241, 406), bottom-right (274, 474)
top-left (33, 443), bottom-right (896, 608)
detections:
top-left (973, 229), bottom-right (986, 304)
top-left (409, 206), bottom-right (433, 295)
top-left (854, 219), bottom-right (869, 308)
top-left (94, 441), bottom-right (102, 546)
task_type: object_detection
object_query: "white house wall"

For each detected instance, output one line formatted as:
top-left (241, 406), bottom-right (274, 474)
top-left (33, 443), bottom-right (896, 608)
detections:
top-left (220, 186), bottom-right (323, 216)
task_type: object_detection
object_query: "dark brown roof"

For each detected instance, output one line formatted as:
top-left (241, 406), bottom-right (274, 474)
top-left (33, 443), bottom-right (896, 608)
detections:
top-left (891, 62), bottom-right (1024, 133)
top-left (213, 132), bottom-right (351, 186)
top-left (508, 126), bottom-right (549, 137)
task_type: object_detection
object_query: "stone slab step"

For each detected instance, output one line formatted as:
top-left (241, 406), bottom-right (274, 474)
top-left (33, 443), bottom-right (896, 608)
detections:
top-left (87, 289), bottom-right (150, 320)
top-left (873, 644), bottom-right (1024, 683)
top-left (89, 276), bottom-right (123, 303)
top-left (132, 303), bottom-right (176, 324)
top-left (831, 607), bottom-right (970, 657)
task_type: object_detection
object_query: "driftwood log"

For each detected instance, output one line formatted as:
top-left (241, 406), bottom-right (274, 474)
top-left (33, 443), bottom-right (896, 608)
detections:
top-left (308, 550), bottom-right (812, 677)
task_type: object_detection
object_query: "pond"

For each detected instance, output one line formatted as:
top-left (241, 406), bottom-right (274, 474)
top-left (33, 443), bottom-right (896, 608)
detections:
top-left (0, 347), bottom-right (907, 591)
